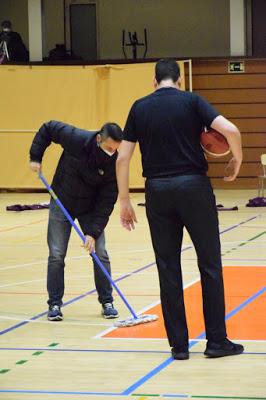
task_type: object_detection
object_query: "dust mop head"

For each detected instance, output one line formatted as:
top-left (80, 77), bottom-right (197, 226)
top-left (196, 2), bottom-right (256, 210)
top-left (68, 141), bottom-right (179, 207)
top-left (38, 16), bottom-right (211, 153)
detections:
top-left (114, 314), bottom-right (158, 327)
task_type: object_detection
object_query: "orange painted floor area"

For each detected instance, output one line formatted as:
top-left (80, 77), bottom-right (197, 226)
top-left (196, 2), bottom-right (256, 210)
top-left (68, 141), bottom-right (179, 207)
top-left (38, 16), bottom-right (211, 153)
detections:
top-left (104, 266), bottom-right (266, 340)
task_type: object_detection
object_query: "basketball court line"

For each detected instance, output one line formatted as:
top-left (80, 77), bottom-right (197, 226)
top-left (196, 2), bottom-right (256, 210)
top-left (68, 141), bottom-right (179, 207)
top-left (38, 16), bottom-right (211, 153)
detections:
top-left (0, 390), bottom-right (265, 399)
top-left (0, 282), bottom-right (265, 398)
top-left (94, 278), bottom-right (198, 339)
top-left (2, 284), bottom-right (262, 397)
top-left (0, 218), bottom-right (46, 233)
top-left (99, 267), bottom-right (266, 340)
top-left (0, 214), bottom-right (260, 272)
top-left (0, 215), bottom-right (262, 336)
top-left (0, 261), bottom-right (156, 336)
top-left (121, 286), bottom-right (266, 396)
top-left (0, 347), bottom-right (265, 355)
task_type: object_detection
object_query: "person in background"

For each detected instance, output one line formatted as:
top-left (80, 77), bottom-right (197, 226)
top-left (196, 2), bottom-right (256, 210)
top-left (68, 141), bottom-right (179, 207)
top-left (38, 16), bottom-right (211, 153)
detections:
top-left (0, 20), bottom-right (29, 62)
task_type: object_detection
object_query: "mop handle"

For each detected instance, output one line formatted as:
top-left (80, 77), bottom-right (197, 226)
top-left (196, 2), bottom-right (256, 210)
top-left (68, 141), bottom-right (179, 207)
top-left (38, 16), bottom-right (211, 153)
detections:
top-left (39, 173), bottom-right (138, 320)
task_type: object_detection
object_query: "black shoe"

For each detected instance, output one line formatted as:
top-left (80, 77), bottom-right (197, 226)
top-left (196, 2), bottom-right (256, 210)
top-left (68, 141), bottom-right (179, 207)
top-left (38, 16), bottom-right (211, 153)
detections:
top-left (171, 347), bottom-right (189, 360)
top-left (101, 303), bottom-right (119, 319)
top-left (204, 338), bottom-right (244, 358)
top-left (47, 305), bottom-right (63, 321)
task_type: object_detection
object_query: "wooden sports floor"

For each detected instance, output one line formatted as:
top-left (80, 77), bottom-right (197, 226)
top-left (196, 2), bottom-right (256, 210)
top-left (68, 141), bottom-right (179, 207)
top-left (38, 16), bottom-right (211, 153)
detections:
top-left (0, 190), bottom-right (265, 400)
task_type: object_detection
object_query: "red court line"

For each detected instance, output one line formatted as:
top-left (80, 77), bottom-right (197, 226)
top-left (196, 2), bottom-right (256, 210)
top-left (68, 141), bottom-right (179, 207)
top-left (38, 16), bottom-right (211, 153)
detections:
top-left (0, 218), bottom-right (46, 233)
top-left (104, 266), bottom-right (266, 340)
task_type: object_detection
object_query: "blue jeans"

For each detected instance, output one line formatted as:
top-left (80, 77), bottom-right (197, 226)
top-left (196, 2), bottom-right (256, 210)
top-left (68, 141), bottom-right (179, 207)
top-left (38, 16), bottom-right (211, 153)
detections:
top-left (145, 175), bottom-right (227, 349)
top-left (47, 199), bottom-right (113, 306)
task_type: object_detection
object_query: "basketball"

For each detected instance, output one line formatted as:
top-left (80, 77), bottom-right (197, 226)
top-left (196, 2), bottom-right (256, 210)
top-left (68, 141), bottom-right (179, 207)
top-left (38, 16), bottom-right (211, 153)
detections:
top-left (200, 128), bottom-right (230, 158)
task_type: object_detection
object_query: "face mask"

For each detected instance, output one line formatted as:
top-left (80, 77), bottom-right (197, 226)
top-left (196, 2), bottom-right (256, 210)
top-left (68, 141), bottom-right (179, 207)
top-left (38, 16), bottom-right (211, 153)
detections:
top-left (97, 141), bottom-right (116, 157)
top-left (100, 146), bottom-right (116, 157)
top-left (3, 28), bottom-right (11, 33)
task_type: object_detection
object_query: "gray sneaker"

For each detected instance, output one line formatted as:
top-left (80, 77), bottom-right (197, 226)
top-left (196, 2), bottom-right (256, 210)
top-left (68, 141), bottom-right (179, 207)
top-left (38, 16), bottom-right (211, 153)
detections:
top-left (101, 303), bottom-right (119, 319)
top-left (47, 305), bottom-right (63, 321)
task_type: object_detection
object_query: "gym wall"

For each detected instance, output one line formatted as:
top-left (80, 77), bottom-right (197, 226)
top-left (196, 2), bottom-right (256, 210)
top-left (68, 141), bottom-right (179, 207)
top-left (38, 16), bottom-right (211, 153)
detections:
top-left (0, 61), bottom-right (185, 189)
top-left (192, 59), bottom-right (266, 189)
top-left (0, 0), bottom-right (230, 59)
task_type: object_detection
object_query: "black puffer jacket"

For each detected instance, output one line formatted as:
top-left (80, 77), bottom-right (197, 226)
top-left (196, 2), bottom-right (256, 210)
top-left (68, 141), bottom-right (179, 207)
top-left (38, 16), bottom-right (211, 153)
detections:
top-left (29, 120), bottom-right (118, 239)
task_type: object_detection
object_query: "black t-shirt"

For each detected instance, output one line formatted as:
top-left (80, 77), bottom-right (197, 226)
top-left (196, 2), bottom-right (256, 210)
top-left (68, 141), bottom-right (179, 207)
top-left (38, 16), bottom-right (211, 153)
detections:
top-left (123, 87), bottom-right (220, 178)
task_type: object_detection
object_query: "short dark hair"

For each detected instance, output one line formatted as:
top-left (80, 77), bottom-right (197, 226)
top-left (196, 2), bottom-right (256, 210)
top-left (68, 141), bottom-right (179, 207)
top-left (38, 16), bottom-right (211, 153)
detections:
top-left (2, 20), bottom-right (12, 29)
top-left (100, 122), bottom-right (123, 142)
top-left (155, 59), bottom-right (180, 84)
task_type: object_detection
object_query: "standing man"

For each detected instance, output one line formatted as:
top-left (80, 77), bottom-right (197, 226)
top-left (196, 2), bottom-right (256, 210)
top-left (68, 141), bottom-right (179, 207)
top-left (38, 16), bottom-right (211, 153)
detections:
top-left (30, 120), bottom-right (123, 321)
top-left (116, 59), bottom-right (244, 360)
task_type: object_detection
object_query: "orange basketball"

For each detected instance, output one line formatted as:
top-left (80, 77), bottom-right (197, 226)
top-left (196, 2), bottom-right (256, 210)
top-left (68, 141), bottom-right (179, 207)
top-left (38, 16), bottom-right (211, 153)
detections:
top-left (200, 128), bottom-right (230, 158)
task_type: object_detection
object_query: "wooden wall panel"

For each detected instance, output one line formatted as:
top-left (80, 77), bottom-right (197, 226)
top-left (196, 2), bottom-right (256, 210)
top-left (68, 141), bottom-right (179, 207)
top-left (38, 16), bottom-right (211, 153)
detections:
top-left (192, 59), bottom-right (266, 189)
top-left (207, 148), bottom-right (264, 163)
top-left (193, 74), bottom-right (266, 89)
top-left (196, 89), bottom-right (266, 104)
top-left (211, 178), bottom-right (258, 189)
top-left (242, 133), bottom-right (266, 147)
top-left (191, 59), bottom-right (266, 74)
top-left (215, 104), bottom-right (266, 118)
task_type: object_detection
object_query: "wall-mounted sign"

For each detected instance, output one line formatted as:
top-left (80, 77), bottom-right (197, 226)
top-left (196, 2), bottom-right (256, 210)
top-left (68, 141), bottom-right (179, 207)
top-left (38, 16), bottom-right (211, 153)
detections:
top-left (228, 61), bottom-right (245, 73)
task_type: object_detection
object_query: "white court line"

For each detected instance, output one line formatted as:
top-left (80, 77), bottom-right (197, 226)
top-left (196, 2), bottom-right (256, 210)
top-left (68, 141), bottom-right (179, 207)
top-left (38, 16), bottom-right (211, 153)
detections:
top-left (0, 315), bottom-right (111, 327)
top-left (1, 238), bottom-right (266, 272)
top-left (0, 270), bottom-right (160, 289)
top-left (94, 276), bottom-right (200, 339)
top-left (0, 278), bottom-right (46, 288)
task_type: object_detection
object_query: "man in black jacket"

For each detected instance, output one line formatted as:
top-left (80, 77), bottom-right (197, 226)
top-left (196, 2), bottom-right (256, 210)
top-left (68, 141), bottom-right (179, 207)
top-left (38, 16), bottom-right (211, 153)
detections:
top-left (29, 120), bottom-right (123, 321)
top-left (0, 20), bottom-right (28, 62)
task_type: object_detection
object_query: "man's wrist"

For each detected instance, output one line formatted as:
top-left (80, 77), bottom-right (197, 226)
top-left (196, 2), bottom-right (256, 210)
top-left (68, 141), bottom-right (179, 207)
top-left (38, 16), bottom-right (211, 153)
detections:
top-left (119, 196), bottom-right (130, 203)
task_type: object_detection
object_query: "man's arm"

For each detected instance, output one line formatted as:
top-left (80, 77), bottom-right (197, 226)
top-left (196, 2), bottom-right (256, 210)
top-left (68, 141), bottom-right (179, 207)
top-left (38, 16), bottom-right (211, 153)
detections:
top-left (116, 141), bottom-right (137, 231)
top-left (29, 120), bottom-right (88, 173)
top-left (211, 115), bottom-right (243, 181)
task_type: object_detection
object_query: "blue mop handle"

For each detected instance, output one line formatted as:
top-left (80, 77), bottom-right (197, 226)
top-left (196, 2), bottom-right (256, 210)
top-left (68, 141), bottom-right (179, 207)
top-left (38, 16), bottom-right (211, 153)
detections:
top-left (39, 173), bottom-right (138, 320)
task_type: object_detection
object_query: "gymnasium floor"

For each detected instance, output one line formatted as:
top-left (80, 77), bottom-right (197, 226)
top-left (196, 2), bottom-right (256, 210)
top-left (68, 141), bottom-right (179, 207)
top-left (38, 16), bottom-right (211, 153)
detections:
top-left (0, 190), bottom-right (265, 400)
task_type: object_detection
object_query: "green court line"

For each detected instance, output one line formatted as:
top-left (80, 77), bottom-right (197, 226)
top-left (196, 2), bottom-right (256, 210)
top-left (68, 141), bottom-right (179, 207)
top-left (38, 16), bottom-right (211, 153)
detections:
top-left (4, 342), bottom-right (59, 374)
top-left (222, 230), bottom-right (266, 256)
top-left (192, 396), bottom-right (266, 400)
top-left (32, 351), bottom-right (43, 356)
top-left (131, 396), bottom-right (266, 400)
top-left (0, 369), bottom-right (10, 374)
top-left (132, 395), bottom-right (160, 397)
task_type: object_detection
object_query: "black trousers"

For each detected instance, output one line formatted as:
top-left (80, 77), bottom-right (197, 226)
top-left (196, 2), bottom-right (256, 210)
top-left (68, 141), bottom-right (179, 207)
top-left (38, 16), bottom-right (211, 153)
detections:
top-left (145, 175), bottom-right (227, 350)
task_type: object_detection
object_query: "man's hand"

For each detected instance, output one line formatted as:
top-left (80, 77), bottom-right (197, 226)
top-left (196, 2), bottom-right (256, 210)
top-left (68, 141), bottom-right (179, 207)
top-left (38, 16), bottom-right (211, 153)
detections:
top-left (120, 199), bottom-right (137, 231)
top-left (82, 235), bottom-right (95, 253)
top-left (224, 157), bottom-right (242, 181)
top-left (29, 161), bottom-right (42, 173)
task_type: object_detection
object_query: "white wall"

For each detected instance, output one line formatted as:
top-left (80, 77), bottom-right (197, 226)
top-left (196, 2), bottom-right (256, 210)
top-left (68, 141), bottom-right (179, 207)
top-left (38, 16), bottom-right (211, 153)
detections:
top-left (42, 0), bottom-right (64, 57)
top-left (0, 0), bottom-right (232, 60)
top-left (98, 0), bottom-right (230, 59)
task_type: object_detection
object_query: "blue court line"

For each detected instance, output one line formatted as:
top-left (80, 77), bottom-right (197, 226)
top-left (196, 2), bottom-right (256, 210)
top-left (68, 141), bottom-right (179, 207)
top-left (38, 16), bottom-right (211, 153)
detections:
top-left (121, 286), bottom-right (266, 396)
top-left (0, 389), bottom-right (121, 396)
top-left (0, 214), bottom-right (260, 337)
top-left (0, 262), bottom-right (155, 336)
top-left (1, 289), bottom-right (265, 398)
top-left (196, 286), bottom-right (266, 339)
top-left (0, 348), bottom-right (265, 356)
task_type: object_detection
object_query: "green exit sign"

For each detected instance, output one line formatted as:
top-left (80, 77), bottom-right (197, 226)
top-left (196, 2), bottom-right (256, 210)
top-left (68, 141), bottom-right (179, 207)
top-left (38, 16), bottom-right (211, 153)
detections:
top-left (228, 61), bottom-right (245, 73)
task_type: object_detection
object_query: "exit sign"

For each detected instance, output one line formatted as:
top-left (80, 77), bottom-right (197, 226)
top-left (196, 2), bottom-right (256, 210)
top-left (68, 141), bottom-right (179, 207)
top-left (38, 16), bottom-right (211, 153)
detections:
top-left (228, 61), bottom-right (245, 73)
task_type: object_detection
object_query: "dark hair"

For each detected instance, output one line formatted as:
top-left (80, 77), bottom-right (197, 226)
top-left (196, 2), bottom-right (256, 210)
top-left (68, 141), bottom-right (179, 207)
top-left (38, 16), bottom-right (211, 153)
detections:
top-left (2, 20), bottom-right (12, 29)
top-left (100, 122), bottom-right (123, 142)
top-left (155, 58), bottom-right (180, 84)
